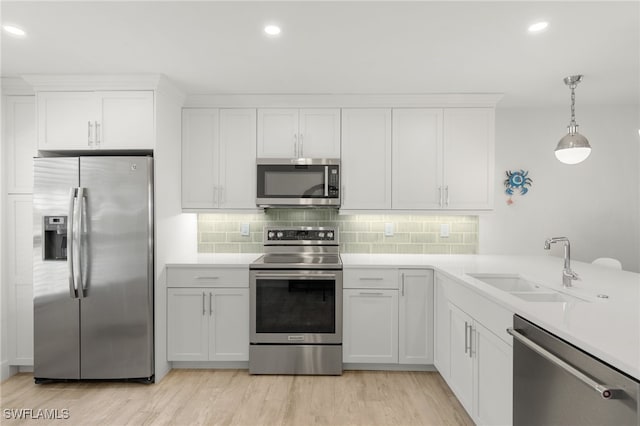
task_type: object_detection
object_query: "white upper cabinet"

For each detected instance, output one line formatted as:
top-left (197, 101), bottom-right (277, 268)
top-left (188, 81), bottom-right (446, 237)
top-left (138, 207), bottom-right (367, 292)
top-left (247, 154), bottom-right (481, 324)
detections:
top-left (341, 109), bottom-right (392, 210)
top-left (218, 109), bottom-right (257, 209)
top-left (257, 108), bottom-right (340, 158)
top-left (392, 109), bottom-right (443, 209)
top-left (36, 91), bottom-right (154, 150)
top-left (4, 96), bottom-right (36, 193)
top-left (392, 107), bottom-right (494, 210)
top-left (443, 108), bottom-right (494, 210)
top-left (181, 108), bottom-right (256, 210)
top-left (182, 108), bottom-right (218, 208)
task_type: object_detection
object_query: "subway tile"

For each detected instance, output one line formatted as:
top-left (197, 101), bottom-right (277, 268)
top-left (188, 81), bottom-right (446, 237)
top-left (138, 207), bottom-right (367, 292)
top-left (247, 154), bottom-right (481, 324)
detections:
top-left (450, 245), bottom-right (477, 254)
top-left (214, 243), bottom-right (240, 253)
top-left (198, 243), bottom-right (215, 253)
top-left (200, 232), bottom-right (226, 243)
top-left (339, 232), bottom-right (357, 243)
top-left (357, 233), bottom-right (383, 243)
top-left (437, 234), bottom-right (463, 244)
top-left (463, 233), bottom-right (478, 244)
top-left (410, 233), bottom-right (437, 243)
top-left (343, 243), bottom-right (371, 253)
top-left (341, 221), bottom-right (370, 232)
top-left (452, 223), bottom-right (477, 233)
top-left (385, 233), bottom-right (410, 243)
top-left (240, 244), bottom-right (263, 254)
top-left (371, 244), bottom-right (398, 253)
top-left (398, 222), bottom-right (422, 232)
top-left (425, 244), bottom-right (451, 254)
top-left (226, 233), bottom-right (253, 243)
top-left (397, 244), bottom-right (425, 254)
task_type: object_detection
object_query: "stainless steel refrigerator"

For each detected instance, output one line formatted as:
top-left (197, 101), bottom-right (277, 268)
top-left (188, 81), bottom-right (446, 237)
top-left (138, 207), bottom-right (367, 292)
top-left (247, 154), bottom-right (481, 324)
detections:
top-left (33, 156), bottom-right (154, 383)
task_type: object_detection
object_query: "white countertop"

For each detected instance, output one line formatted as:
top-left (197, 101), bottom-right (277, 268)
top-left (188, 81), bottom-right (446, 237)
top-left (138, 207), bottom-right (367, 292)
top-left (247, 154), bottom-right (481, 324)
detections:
top-left (342, 254), bottom-right (640, 381)
top-left (166, 253), bottom-right (640, 380)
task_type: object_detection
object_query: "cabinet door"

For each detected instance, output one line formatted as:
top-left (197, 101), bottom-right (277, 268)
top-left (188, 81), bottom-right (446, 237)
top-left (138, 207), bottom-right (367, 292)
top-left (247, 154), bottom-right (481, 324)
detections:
top-left (209, 288), bottom-right (249, 361)
top-left (341, 109), bottom-right (392, 209)
top-left (6, 195), bottom-right (33, 286)
top-left (37, 91), bottom-right (96, 150)
top-left (448, 302), bottom-right (474, 415)
top-left (392, 109), bottom-right (443, 209)
top-left (398, 269), bottom-right (434, 364)
top-left (4, 96), bottom-right (36, 193)
top-left (298, 109), bottom-right (341, 158)
top-left (218, 109), bottom-right (257, 209)
top-left (474, 322), bottom-right (513, 426)
top-left (443, 108), bottom-right (494, 210)
top-left (96, 91), bottom-right (154, 149)
top-left (433, 275), bottom-right (450, 377)
top-left (343, 289), bottom-right (398, 363)
top-left (11, 285), bottom-right (34, 365)
top-left (167, 288), bottom-right (209, 361)
top-left (181, 109), bottom-right (219, 209)
top-left (257, 109), bottom-right (299, 158)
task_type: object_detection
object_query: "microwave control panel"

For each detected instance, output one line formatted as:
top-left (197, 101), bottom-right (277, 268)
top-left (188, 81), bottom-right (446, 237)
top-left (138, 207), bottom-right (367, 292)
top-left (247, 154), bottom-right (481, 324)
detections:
top-left (328, 166), bottom-right (339, 197)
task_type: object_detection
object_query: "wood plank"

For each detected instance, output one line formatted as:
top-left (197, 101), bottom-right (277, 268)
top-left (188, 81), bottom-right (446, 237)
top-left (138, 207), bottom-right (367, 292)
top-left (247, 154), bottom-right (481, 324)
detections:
top-left (0, 370), bottom-right (473, 425)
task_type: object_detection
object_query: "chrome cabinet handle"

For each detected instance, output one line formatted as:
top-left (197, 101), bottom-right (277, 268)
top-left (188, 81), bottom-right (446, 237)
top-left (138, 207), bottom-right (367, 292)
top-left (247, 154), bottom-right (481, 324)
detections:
top-left (213, 186), bottom-right (218, 204)
top-left (87, 121), bottom-right (93, 146)
top-left (464, 321), bottom-right (469, 354)
top-left (219, 186), bottom-right (225, 205)
top-left (293, 134), bottom-right (298, 158)
top-left (95, 121), bottom-right (101, 147)
top-left (358, 277), bottom-right (384, 281)
top-left (359, 292), bottom-right (384, 296)
top-left (401, 273), bottom-right (405, 296)
top-left (299, 133), bottom-right (304, 157)
top-left (67, 188), bottom-right (77, 298)
top-left (195, 276), bottom-right (219, 280)
top-left (202, 292), bottom-right (206, 316)
top-left (468, 325), bottom-right (474, 358)
top-left (507, 328), bottom-right (621, 400)
top-left (445, 185), bottom-right (450, 207)
top-left (209, 292), bottom-right (213, 316)
top-left (342, 185), bottom-right (346, 204)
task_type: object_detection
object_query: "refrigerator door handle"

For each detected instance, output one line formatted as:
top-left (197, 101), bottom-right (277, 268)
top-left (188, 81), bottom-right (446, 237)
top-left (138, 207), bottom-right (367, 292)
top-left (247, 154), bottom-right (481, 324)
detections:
top-left (74, 187), bottom-right (86, 298)
top-left (68, 188), bottom-right (78, 298)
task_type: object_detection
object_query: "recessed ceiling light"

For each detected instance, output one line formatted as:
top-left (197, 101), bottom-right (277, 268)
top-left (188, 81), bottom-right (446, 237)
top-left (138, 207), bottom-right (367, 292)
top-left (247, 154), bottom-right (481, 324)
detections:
top-left (528, 21), bottom-right (549, 33)
top-left (264, 25), bottom-right (281, 36)
top-left (3, 24), bottom-right (26, 37)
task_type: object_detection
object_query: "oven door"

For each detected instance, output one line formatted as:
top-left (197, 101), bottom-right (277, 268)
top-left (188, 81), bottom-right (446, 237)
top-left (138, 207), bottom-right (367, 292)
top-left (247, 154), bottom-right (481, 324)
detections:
top-left (250, 269), bottom-right (342, 344)
top-left (256, 159), bottom-right (340, 207)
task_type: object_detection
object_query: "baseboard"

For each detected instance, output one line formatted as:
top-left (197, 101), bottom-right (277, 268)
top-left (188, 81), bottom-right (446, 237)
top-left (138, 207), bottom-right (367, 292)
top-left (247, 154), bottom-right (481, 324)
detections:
top-left (1, 360), bottom-right (18, 382)
top-left (154, 362), bottom-right (172, 383)
top-left (172, 361), bottom-right (249, 370)
top-left (343, 363), bottom-right (437, 372)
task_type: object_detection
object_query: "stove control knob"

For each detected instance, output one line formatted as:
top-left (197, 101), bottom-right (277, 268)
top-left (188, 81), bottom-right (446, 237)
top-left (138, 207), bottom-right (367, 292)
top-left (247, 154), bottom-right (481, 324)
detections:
top-left (268, 231), bottom-right (275, 239)
top-left (327, 231), bottom-right (334, 239)
top-left (318, 232), bottom-right (325, 238)
top-left (276, 232), bottom-right (284, 239)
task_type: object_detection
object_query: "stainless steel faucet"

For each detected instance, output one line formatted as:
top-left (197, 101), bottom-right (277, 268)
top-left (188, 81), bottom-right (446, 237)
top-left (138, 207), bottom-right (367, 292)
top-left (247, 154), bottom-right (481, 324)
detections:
top-left (544, 237), bottom-right (579, 288)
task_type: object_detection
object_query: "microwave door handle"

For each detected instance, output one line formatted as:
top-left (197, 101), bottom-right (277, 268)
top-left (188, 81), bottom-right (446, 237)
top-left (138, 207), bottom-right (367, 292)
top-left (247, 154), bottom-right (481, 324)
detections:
top-left (324, 166), bottom-right (329, 197)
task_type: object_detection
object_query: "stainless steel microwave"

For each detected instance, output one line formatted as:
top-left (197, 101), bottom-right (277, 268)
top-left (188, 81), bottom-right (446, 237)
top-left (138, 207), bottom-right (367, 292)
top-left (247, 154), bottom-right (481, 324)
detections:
top-left (256, 158), bottom-right (340, 208)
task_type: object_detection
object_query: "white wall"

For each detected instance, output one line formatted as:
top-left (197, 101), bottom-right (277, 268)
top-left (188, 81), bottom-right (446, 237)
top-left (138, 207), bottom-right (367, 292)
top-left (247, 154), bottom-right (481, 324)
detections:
top-left (480, 105), bottom-right (640, 272)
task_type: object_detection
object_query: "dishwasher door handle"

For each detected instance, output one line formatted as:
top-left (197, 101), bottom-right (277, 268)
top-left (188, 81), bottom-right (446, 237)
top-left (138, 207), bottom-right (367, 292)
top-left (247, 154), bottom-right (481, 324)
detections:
top-left (507, 328), bottom-right (622, 400)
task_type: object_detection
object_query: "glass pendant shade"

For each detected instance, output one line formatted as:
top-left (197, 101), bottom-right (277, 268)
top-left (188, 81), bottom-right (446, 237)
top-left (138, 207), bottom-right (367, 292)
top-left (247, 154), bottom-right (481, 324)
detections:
top-left (556, 75), bottom-right (591, 165)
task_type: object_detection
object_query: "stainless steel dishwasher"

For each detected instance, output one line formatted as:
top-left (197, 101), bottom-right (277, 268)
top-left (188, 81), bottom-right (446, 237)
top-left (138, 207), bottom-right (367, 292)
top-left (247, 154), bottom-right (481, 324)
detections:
top-left (508, 315), bottom-right (639, 426)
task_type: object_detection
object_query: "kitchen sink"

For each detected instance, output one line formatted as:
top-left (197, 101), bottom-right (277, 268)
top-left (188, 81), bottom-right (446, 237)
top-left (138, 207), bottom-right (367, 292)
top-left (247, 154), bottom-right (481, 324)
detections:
top-left (467, 273), bottom-right (542, 292)
top-left (467, 273), bottom-right (591, 303)
top-left (510, 291), bottom-right (583, 303)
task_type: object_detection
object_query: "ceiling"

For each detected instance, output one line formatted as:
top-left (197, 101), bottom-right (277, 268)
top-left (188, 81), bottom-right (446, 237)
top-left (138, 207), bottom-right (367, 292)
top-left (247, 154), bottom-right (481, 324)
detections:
top-left (2, 1), bottom-right (639, 107)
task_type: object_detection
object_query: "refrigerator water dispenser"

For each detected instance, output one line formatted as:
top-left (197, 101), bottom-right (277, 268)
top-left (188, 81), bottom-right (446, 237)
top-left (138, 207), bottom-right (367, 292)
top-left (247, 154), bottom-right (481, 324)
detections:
top-left (43, 216), bottom-right (67, 260)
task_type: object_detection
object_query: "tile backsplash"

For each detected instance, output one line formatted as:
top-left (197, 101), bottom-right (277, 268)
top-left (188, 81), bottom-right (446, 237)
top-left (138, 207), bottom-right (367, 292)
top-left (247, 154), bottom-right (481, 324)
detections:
top-left (198, 210), bottom-right (478, 254)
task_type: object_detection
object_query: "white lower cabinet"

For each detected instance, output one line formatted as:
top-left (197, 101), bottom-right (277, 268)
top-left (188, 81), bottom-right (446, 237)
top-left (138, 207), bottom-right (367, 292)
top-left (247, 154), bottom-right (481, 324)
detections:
top-left (343, 289), bottom-right (398, 363)
top-left (343, 268), bottom-right (433, 366)
top-left (167, 287), bottom-right (249, 362)
top-left (399, 270), bottom-right (434, 364)
top-left (435, 273), bottom-right (513, 425)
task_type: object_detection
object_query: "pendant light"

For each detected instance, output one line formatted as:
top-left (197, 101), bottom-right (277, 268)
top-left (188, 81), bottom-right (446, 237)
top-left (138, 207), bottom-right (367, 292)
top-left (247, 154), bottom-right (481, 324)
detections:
top-left (555, 75), bottom-right (591, 164)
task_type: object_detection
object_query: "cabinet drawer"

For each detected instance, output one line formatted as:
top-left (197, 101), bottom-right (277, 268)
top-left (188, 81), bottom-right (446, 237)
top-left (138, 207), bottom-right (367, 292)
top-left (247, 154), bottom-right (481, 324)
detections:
top-left (344, 268), bottom-right (398, 289)
top-left (167, 267), bottom-right (249, 287)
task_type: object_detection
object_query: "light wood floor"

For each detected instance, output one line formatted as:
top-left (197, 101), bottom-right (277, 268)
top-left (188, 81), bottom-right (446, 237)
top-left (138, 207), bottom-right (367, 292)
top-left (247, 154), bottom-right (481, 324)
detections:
top-left (1, 369), bottom-right (473, 426)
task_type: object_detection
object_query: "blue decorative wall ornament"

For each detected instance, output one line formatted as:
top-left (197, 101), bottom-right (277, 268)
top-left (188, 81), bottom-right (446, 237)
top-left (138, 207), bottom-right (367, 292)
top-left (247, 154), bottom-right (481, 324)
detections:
top-left (504, 170), bottom-right (532, 205)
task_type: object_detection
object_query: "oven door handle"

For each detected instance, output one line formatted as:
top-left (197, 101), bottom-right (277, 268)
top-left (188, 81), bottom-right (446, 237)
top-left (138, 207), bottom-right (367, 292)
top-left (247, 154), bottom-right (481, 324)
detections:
top-left (254, 272), bottom-right (337, 280)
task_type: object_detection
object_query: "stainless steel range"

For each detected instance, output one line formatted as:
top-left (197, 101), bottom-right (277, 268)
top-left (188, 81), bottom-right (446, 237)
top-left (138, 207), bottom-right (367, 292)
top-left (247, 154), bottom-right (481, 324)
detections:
top-left (249, 226), bottom-right (342, 375)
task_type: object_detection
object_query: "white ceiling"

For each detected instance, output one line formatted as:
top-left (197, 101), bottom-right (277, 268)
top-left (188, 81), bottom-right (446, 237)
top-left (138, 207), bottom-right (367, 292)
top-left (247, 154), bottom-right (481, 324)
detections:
top-left (2, 1), bottom-right (639, 107)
